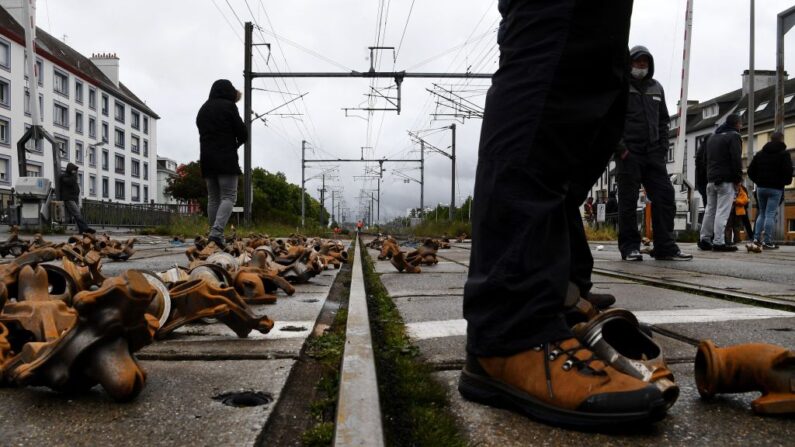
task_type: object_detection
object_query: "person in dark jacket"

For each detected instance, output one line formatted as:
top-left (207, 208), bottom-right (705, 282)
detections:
top-left (196, 79), bottom-right (247, 248)
top-left (615, 46), bottom-right (691, 262)
top-left (695, 135), bottom-right (709, 206)
top-left (459, 0), bottom-right (668, 429)
top-left (59, 162), bottom-right (94, 234)
top-left (748, 131), bottom-right (794, 249)
top-left (698, 114), bottom-right (743, 251)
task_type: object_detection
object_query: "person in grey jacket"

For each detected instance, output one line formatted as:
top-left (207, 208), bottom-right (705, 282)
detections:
top-left (698, 114), bottom-right (743, 251)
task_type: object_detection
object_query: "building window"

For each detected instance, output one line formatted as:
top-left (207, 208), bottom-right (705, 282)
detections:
top-left (143, 139), bottom-right (149, 157)
top-left (0, 79), bottom-right (8, 107)
top-left (131, 159), bottom-right (140, 178)
top-left (89, 116), bottom-right (96, 138)
top-left (114, 101), bottom-right (125, 123)
top-left (102, 177), bottom-right (109, 198)
top-left (143, 185), bottom-right (148, 203)
top-left (737, 108), bottom-right (747, 117)
top-left (115, 128), bottom-right (125, 148)
top-left (101, 122), bottom-right (109, 142)
top-left (54, 136), bottom-right (69, 161)
top-left (143, 116), bottom-right (149, 134)
top-left (101, 93), bottom-right (109, 116)
top-left (0, 40), bottom-right (8, 68)
top-left (53, 69), bottom-right (69, 96)
top-left (790, 219), bottom-right (795, 232)
top-left (75, 141), bottom-right (84, 164)
top-left (53, 102), bottom-right (69, 128)
top-left (756, 101), bottom-right (769, 112)
top-left (89, 174), bottom-right (96, 196)
top-left (143, 162), bottom-right (149, 180)
top-left (0, 116), bottom-right (9, 145)
top-left (131, 110), bottom-right (140, 129)
top-left (131, 183), bottom-right (140, 202)
top-left (24, 90), bottom-right (43, 117)
top-left (88, 145), bottom-right (96, 167)
top-left (75, 110), bottom-right (83, 134)
top-left (786, 94), bottom-right (795, 105)
top-left (26, 59), bottom-right (43, 86)
top-left (24, 125), bottom-right (43, 152)
top-left (131, 135), bottom-right (140, 153)
top-left (0, 156), bottom-right (10, 183)
top-left (89, 87), bottom-right (96, 109)
top-left (115, 154), bottom-right (125, 174)
top-left (702, 104), bottom-right (719, 119)
top-left (102, 149), bottom-right (109, 171)
top-left (115, 180), bottom-right (125, 200)
top-left (667, 142), bottom-right (675, 163)
top-left (26, 162), bottom-right (42, 177)
top-left (75, 80), bottom-right (83, 104)
top-left (77, 172), bottom-right (83, 191)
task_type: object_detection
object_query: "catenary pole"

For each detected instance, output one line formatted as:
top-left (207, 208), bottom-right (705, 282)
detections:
top-left (449, 124), bottom-right (456, 220)
top-left (243, 22), bottom-right (253, 224)
top-left (301, 140), bottom-right (306, 227)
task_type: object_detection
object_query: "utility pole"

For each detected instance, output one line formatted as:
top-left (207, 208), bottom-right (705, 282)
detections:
top-left (301, 140), bottom-right (306, 227)
top-left (319, 174), bottom-right (326, 226)
top-left (450, 124), bottom-right (456, 221)
top-left (420, 140), bottom-right (425, 215)
top-left (775, 5), bottom-right (795, 241)
top-left (243, 22), bottom-right (253, 224)
top-left (748, 0), bottom-right (756, 180)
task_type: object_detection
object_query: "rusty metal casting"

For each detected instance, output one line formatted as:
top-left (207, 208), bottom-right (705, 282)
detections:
top-left (138, 270), bottom-right (172, 328)
top-left (0, 323), bottom-right (10, 364)
top-left (695, 340), bottom-right (795, 414)
top-left (188, 263), bottom-right (234, 288)
top-left (206, 251), bottom-right (239, 272)
top-left (157, 279), bottom-right (274, 339)
top-left (0, 229), bottom-right (30, 258)
top-left (378, 239), bottom-right (400, 260)
top-left (406, 239), bottom-right (439, 266)
top-left (2, 270), bottom-right (158, 401)
top-left (390, 251), bottom-right (421, 273)
top-left (572, 307), bottom-right (679, 408)
top-left (232, 266), bottom-right (295, 304)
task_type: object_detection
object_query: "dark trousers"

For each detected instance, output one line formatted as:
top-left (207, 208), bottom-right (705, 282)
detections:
top-left (65, 200), bottom-right (90, 233)
top-left (616, 154), bottom-right (679, 257)
top-left (725, 209), bottom-right (754, 244)
top-left (463, 0), bottom-right (634, 357)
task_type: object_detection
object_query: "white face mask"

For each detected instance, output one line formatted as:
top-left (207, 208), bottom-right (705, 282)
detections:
top-left (631, 67), bottom-right (649, 80)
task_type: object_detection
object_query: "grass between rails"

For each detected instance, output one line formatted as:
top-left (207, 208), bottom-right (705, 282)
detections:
top-left (361, 248), bottom-right (468, 447)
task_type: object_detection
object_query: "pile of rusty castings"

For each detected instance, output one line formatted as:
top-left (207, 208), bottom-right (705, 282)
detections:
top-left (0, 240), bottom-right (280, 401)
top-left (374, 237), bottom-right (436, 274)
top-left (0, 227), bottom-right (137, 262)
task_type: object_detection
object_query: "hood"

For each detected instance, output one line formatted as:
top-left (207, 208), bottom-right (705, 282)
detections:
top-left (65, 162), bottom-right (78, 173)
top-left (208, 79), bottom-right (238, 101)
top-left (629, 45), bottom-right (655, 80)
top-left (762, 140), bottom-right (787, 154)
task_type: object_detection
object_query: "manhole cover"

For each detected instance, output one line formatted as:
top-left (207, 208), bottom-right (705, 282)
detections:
top-left (301, 299), bottom-right (319, 303)
top-left (769, 328), bottom-right (794, 332)
top-left (213, 391), bottom-right (273, 407)
top-left (280, 325), bottom-right (307, 332)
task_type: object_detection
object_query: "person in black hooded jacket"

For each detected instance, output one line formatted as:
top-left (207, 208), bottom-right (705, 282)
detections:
top-left (196, 79), bottom-right (247, 248)
top-left (615, 46), bottom-right (691, 262)
top-left (59, 162), bottom-right (95, 234)
top-left (748, 131), bottom-right (794, 248)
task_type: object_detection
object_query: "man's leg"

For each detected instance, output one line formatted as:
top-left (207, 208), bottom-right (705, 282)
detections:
top-left (210, 175), bottom-right (238, 239)
top-left (700, 183), bottom-right (718, 242)
top-left (205, 177), bottom-right (221, 229)
top-left (762, 189), bottom-right (783, 244)
top-left (65, 200), bottom-right (90, 233)
top-left (641, 157), bottom-right (679, 255)
top-left (711, 183), bottom-right (735, 246)
top-left (616, 160), bottom-right (642, 257)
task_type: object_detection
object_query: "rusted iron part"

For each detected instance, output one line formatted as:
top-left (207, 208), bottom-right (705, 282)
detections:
top-left (456, 233), bottom-right (469, 243)
top-left (28, 234), bottom-right (56, 252)
top-left (279, 250), bottom-right (323, 283)
top-left (159, 265), bottom-right (190, 287)
top-left (433, 239), bottom-right (451, 249)
top-left (0, 231), bottom-right (30, 258)
top-left (188, 263), bottom-right (234, 288)
top-left (206, 251), bottom-right (239, 272)
top-left (158, 279), bottom-right (274, 339)
top-left (3, 270), bottom-right (158, 402)
top-left (406, 239), bottom-right (439, 266)
top-left (102, 238), bottom-right (136, 261)
top-left (390, 251), bottom-right (421, 273)
top-left (136, 270), bottom-right (172, 328)
top-left (572, 307), bottom-right (679, 409)
top-left (233, 267), bottom-right (280, 304)
top-left (223, 240), bottom-right (247, 257)
top-left (378, 240), bottom-right (399, 260)
top-left (186, 239), bottom-right (222, 263)
top-left (61, 251), bottom-right (106, 294)
top-left (323, 255), bottom-right (341, 269)
top-left (695, 340), bottom-right (795, 414)
top-left (0, 323), bottom-right (10, 364)
top-left (0, 248), bottom-right (60, 300)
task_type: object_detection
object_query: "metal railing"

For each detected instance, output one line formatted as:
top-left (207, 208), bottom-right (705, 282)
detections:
top-left (81, 199), bottom-right (195, 228)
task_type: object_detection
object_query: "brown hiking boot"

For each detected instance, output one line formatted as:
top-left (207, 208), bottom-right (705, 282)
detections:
top-left (458, 338), bottom-right (667, 429)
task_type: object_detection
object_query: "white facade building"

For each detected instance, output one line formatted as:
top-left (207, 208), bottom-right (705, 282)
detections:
top-left (156, 156), bottom-right (178, 204)
top-left (0, 2), bottom-right (159, 207)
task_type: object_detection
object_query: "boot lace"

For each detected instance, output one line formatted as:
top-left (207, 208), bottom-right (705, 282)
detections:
top-left (534, 341), bottom-right (606, 399)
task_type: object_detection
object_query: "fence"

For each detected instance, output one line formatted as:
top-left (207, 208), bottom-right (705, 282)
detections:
top-left (81, 200), bottom-right (196, 228)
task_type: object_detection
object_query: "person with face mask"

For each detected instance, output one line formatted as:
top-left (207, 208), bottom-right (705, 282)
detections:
top-left (196, 79), bottom-right (247, 248)
top-left (615, 46), bottom-right (692, 262)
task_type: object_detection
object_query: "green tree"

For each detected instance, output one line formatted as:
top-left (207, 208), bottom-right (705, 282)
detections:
top-left (165, 161), bottom-right (208, 212)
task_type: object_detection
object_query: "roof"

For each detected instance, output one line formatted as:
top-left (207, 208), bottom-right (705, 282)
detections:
top-left (0, 7), bottom-right (159, 119)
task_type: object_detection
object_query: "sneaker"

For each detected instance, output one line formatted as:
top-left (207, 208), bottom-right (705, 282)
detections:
top-left (208, 235), bottom-right (226, 250)
top-left (458, 338), bottom-right (667, 429)
top-left (762, 242), bottom-right (779, 250)
top-left (654, 251), bottom-right (693, 261)
top-left (83, 228), bottom-right (97, 234)
top-left (712, 244), bottom-right (738, 252)
top-left (697, 239), bottom-right (713, 251)
top-left (622, 250), bottom-right (643, 261)
top-left (584, 292), bottom-right (616, 310)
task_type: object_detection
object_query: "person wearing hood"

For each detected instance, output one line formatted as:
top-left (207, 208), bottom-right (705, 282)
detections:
top-left (748, 131), bottom-right (793, 249)
top-left (196, 79), bottom-right (247, 248)
top-left (59, 162), bottom-right (95, 234)
top-left (615, 46), bottom-right (692, 262)
top-left (698, 114), bottom-right (743, 252)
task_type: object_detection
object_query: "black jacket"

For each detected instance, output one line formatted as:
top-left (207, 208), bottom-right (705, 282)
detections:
top-left (196, 79), bottom-right (247, 177)
top-left (619, 46), bottom-right (670, 158)
top-left (705, 124), bottom-right (742, 184)
top-left (695, 136), bottom-right (709, 190)
top-left (748, 141), bottom-right (794, 189)
top-left (59, 162), bottom-right (80, 202)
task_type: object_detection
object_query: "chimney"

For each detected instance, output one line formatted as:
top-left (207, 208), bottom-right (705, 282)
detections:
top-left (742, 69), bottom-right (785, 95)
top-left (0, 0), bottom-right (25, 26)
top-left (90, 53), bottom-right (120, 86)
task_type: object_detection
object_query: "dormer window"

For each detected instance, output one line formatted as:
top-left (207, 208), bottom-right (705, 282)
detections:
top-left (737, 108), bottom-right (746, 117)
top-left (785, 94), bottom-right (794, 104)
top-left (702, 103), bottom-right (719, 119)
top-left (755, 101), bottom-right (769, 112)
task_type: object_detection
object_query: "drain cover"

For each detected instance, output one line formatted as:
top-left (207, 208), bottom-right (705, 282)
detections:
top-left (213, 391), bottom-right (273, 408)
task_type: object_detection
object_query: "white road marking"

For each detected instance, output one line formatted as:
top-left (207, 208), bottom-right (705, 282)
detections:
top-left (404, 307), bottom-right (795, 341)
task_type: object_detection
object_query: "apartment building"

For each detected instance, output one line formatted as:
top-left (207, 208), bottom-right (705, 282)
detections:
top-left (0, 2), bottom-right (159, 207)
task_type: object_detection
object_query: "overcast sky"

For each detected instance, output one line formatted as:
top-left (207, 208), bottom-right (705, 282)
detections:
top-left (38, 0), bottom-right (795, 222)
